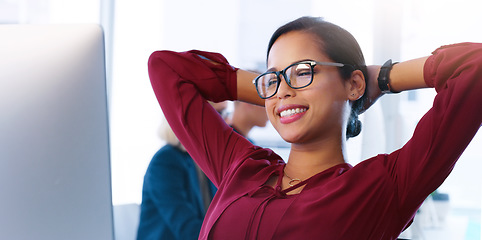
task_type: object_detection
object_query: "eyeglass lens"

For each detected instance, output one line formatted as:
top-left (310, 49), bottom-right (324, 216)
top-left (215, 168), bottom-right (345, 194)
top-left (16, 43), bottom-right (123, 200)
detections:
top-left (256, 62), bottom-right (313, 98)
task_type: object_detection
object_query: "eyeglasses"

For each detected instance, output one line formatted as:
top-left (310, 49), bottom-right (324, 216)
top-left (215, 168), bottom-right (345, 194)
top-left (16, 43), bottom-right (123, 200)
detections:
top-left (252, 60), bottom-right (350, 99)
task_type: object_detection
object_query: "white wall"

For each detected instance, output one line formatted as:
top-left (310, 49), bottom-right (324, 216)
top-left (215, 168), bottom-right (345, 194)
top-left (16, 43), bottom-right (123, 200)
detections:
top-left (109, 0), bottom-right (165, 205)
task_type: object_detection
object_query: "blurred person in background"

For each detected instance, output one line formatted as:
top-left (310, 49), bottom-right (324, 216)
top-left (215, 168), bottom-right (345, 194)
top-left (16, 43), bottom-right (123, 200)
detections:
top-left (228, 101), bottom-right (268, 143)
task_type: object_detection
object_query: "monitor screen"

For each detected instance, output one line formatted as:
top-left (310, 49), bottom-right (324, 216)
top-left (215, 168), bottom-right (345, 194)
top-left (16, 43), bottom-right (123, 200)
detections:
top-left (0, 24), bottom-right (114, 240)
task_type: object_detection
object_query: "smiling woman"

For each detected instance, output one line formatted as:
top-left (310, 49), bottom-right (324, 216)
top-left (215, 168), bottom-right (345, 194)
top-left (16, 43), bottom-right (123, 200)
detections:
top-left (148, 16), bottom-right (482, 240)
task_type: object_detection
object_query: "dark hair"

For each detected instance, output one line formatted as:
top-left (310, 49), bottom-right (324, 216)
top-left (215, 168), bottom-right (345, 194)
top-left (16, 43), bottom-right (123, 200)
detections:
top-left (267, 16), bottom-right (367, 139)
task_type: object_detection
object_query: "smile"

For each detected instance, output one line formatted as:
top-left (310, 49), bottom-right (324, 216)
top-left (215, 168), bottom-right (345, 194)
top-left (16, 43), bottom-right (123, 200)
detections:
top-left (280, 108), bottom-right (307, 118)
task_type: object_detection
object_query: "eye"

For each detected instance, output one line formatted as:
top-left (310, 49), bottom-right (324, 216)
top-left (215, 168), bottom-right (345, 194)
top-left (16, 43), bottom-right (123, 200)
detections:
top-left (267, 77), bottom-right (278, 87)
top-left (259, 73), bottom-right (278, 88)
top-left (292, 64), bottom-right (312, 78)
top-left (296, 70), bottom-right (311, 77)
top-left (294, 68), bottom-right (312, 80)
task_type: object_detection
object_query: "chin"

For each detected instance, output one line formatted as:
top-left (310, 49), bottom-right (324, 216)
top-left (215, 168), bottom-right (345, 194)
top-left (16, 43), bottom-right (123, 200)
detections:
top-left (271, 122), bottom-right (301, 143)
top-left (279, 131), bottom-right (305, 144)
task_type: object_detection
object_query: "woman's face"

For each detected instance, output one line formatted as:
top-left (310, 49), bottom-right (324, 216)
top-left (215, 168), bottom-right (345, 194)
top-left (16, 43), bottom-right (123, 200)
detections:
top-left (264, 31), bottom-right (351, 144)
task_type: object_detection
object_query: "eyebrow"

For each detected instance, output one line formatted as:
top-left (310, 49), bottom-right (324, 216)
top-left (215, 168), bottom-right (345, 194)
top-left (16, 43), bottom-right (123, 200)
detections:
top-left (266, 59), bottom-right (316, 72)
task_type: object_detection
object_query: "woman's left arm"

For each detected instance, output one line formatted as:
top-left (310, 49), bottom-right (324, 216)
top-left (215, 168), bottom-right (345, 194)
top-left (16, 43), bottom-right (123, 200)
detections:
top-left (364, 57), bottom-right (429, 111)
top-left (382, 43), bottom-right (482, 222)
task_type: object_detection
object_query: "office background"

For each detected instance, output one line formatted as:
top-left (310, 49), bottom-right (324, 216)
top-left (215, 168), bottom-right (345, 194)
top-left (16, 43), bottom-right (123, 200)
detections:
top-left (1, 0), bottom-right (481, 239)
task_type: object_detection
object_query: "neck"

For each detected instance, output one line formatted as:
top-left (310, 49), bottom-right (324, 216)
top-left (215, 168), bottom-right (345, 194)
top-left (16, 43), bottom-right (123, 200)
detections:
top-left (285, 136), bottom-right (347, 181)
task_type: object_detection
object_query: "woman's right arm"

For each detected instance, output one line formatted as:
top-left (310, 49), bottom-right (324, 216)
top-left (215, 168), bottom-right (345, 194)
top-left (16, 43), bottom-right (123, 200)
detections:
top-left (236, 69), bottom-right (265, 106)
top-left (148, 50), bottom-right (254, 185)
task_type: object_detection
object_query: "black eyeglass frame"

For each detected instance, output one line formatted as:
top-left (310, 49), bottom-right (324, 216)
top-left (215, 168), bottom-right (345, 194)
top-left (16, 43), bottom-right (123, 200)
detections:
top-left (252, 60), bottom-right (351, 99)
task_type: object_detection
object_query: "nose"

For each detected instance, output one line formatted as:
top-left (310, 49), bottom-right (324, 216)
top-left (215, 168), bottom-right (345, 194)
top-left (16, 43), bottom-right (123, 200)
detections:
top-left (275, 75), bottom-right (295, 99)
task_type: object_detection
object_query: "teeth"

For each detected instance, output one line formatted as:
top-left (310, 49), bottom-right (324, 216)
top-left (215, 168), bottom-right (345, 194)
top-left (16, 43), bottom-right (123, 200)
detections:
top-left (280, 108), bottom-right (306, 117)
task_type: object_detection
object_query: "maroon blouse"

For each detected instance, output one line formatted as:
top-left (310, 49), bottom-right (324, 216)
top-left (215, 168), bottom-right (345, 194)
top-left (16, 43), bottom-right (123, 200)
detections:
top-left (148, 43), bottom-right (482, 239)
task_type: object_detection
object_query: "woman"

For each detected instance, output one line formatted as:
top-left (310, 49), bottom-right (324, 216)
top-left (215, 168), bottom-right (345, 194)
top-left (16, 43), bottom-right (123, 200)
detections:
top-left (148, 16), bottom-right (481, 239)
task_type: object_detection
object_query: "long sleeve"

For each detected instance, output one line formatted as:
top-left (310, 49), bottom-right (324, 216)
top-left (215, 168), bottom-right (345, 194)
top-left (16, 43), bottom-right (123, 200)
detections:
top-left (386, 43), bottom-right (482, 224)
top-left (148, 50), bottom-right (255, 186)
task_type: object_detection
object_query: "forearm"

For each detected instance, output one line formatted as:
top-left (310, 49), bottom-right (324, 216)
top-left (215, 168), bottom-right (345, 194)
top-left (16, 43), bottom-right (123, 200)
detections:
top-left (236, 69), bottom-right (265, 106)
top-left (389, 56), bottom-right (430, 92)
top-left (177, 51), bottom-right (264, 106)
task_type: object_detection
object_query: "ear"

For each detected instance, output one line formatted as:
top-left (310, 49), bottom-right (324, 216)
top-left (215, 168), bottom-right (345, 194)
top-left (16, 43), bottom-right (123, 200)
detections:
top-left (345, 70), bottom-right (366, 101)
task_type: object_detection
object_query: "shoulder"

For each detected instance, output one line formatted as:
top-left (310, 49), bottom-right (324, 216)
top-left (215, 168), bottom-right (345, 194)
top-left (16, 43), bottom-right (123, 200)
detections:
top-left (348, 154), bottom-right (394, 177)
top-left (157, 144), bottom-right (190, 156)
top-left (150, 144), bottom-right (192, 166)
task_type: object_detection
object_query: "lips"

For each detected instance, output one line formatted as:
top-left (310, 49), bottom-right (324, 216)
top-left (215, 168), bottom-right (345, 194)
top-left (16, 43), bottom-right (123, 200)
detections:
top-left (277, 105), bottom-right (308, 124)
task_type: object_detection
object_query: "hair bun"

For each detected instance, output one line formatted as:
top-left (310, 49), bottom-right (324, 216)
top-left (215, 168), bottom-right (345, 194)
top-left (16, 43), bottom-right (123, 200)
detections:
top-left (346, 113), bottom-right (362, 139)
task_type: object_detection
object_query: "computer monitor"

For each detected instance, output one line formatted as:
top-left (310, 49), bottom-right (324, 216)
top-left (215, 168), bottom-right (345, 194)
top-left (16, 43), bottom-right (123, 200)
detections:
top-left (0, 24), bottom-right (114, 240)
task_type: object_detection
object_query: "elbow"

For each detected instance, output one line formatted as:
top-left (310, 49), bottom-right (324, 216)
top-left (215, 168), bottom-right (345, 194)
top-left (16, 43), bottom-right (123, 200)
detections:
top-left (148, 50), bottom-right (173, 73)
